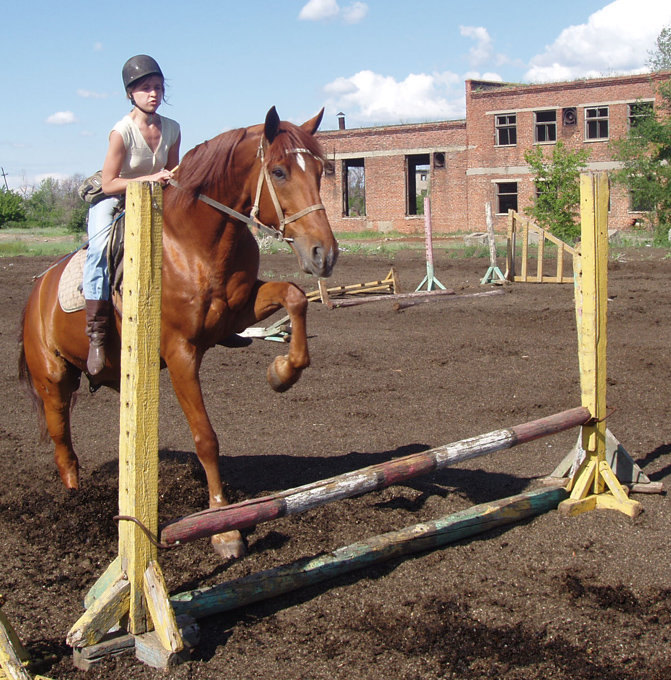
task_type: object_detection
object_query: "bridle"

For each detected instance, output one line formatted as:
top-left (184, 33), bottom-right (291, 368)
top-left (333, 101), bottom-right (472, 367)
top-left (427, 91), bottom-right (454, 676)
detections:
top-left (169, 137), bottom-right (325, 244)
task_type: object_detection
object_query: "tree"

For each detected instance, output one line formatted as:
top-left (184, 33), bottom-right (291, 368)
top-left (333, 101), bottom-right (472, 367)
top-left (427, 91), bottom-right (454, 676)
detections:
top-left (523, 141), bottom-right (590, 243)
top-left (648, 24), bottom-right (671, 72)
top-left (0, 188), bottom-right (26, 227)
top-left (611, 81), bottom-right (671, 244)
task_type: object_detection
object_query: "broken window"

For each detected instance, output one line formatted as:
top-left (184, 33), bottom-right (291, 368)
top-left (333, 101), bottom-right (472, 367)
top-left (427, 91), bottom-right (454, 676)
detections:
top-left (406, 153), bottom-right (430, 215)
top-left (496, 113), bottom-right (517, 146)
top-left (496, 182), bottom-right (518, 214)
top-left (534, 110), bottom-right (557, 143)
top-left (343, 158), bottom-right (365, 217)
top-left (628, 101), bottom-right (653, 132)
top-left (585, 106), bottom-right (609, 140)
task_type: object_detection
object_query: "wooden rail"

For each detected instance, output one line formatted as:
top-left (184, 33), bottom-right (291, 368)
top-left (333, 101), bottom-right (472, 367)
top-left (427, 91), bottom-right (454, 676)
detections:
top-left (505, 211), bottom-right (576, 283)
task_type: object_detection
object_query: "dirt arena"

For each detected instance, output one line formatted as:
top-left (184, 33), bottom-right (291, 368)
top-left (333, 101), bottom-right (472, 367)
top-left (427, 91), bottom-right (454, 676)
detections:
top-left (1, 246), bottom-right (670, 679)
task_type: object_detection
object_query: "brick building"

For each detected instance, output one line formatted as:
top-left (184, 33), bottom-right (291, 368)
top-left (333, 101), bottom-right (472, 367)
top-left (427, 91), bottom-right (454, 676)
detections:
top-left (316, 71), bottom-right (669, 235)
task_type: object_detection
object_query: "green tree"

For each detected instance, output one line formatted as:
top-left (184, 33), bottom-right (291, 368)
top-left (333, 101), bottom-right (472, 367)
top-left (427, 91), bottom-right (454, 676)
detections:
top-left (23, 175), bottom-right (87, 230)
top-left (0, 188), bottom-right (26, 227)
top-left (523, 141), bottom-right (590, 243)
top-left (648, 24), bottom-right (671, 71)
top-left (611, 82), bottom-right (671, 244)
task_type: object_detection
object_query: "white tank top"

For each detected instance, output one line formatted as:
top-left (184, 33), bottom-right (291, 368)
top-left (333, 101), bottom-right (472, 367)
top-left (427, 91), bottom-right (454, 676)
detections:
top-left (111, 114), bottom-right (180, 178)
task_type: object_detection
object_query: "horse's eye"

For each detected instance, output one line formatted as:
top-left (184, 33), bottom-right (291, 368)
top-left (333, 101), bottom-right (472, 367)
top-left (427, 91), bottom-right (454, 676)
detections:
top-left (271, 167), bottom-right (286, 180)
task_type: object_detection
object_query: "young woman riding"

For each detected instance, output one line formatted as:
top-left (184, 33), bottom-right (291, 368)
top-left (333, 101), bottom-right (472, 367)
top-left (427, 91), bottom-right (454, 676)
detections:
top-left (83, 54), bottom-right (180, 375)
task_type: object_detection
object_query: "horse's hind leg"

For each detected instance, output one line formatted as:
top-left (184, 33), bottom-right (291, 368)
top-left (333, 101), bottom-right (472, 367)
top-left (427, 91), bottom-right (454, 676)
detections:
top-left (24, 344), bottom-right (81, 489)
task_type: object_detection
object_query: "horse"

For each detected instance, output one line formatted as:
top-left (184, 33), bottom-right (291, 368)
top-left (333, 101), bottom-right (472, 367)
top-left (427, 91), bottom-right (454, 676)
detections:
top-left (18, 107), bottom-right (338, 559)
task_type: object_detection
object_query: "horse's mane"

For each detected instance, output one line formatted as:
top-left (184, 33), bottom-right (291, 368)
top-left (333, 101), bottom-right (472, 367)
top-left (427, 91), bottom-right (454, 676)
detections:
top-left (167, 127), bottom-right (247, 212)
top-left (167, 120), bottom-right (324, 214)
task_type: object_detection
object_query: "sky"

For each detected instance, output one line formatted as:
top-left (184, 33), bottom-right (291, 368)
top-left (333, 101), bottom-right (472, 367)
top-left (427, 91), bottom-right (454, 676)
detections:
top-left (1, 0), bottom-right (670, 192)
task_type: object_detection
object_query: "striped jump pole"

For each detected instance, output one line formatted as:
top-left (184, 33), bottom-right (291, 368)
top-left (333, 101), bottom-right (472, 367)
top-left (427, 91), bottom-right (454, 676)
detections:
top-left (160, 406), bottom-right (590, 547)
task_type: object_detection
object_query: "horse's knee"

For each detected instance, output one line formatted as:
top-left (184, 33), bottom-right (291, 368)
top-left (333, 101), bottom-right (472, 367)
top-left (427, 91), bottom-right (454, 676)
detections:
top-left (284, 284), bottom-right (308, 316)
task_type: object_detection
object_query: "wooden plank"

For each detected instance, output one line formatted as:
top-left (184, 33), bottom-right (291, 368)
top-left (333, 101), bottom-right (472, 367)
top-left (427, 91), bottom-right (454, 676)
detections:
top-left (117, 182), bottom-right (164, 635)
top-left (0, 611), bottom-right (31, 680)
top-left (520, 219), bottom-right (529, 281)
top-left (161, 407), bottom-right (589, 545)
top-left (66, 574), bottom-right (130, 649)
top-left (327, 288), bottom-right (456, 308)
top-left (84, 556), bottom-right (122, 610)
top-left (143, 562), bottom-right (183, 654)
top-left (170, 487), bottom-right (568, 620)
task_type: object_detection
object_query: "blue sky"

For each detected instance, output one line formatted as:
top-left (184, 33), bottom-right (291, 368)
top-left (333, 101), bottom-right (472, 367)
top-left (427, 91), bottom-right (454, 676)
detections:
top-left (1, 0), bottom-right (670, 191)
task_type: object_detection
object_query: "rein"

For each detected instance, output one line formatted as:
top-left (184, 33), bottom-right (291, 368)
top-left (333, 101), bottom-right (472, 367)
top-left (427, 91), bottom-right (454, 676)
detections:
top-left (168, 138), bottom-right (325, 244)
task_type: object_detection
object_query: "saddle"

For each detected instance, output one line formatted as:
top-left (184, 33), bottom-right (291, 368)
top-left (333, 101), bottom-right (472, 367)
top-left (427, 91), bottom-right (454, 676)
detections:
top-left (58, 206), bottom-right (126, 314)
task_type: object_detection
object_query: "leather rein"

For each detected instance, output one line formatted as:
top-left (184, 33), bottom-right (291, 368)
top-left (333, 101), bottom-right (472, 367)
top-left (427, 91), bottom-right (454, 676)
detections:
top-left (169, 138), bottom-right (325, 244)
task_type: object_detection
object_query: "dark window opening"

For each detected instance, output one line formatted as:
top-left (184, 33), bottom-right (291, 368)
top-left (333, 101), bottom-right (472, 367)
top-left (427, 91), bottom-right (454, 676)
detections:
top-left (535, 110), bottom-right (557, 143)
top-left (630, 190), bottom-right (654, 213)
top-left (343, 158), bottom-right (365, 217)
top-left (496, 113), bottom-right (517, 146)
top-left (433, 152), bottom-right (445, 169)
top-left (628, 101), bottom-right (653, 131)
top-left (585, 106), bottom-right (609, 140)
top-left (406, 153), bottom-right (430, 215)
top-left (496, 182), bottom-right (518, 214)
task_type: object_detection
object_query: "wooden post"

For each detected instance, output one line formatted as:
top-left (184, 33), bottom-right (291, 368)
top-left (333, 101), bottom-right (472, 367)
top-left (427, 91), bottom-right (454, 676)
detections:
top-left (415, 197), bottom-right (445, 291)
top-left (559, 173), bottom-right (641, 518)
top-left (481, 202), bottom-right (506, 284)
top-left (117, 181), bottom-right (164, 633)
top-left (68, 182), bottom-right (184, 665)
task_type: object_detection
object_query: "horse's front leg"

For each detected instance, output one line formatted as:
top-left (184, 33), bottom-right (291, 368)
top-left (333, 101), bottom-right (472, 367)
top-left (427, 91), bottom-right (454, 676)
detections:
top-left (241, 281), bottom-right (310, 392)
top-left (164, 340), bottom-right (246, 559)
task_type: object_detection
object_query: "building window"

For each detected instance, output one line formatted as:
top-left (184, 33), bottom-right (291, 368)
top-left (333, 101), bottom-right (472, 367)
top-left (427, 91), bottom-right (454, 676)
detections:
top-left (496, 182), bottom-right (518, 214)
top-left (534, 110), bottom-right (556, 143)
top-left (585, 106), bottom-right (609, 140)
top-left (630, 190), bottom-right (653, 213)
top-left (343, 158), bottom-right (365, 217)
top-left (628, 101), bottom-right (653, 131)
top-left (406, 153), bottom-right (430, 215)
top-left (495, 113), bottom-right (517, 146)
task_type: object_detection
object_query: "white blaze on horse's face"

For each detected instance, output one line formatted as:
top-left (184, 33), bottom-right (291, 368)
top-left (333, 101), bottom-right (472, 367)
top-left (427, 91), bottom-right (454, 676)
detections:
top-left (296, 153), bottom-right (306, 173)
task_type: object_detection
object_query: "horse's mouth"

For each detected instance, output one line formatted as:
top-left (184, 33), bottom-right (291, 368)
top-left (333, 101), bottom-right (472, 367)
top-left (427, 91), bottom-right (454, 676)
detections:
top-left (293, 239), bottom-right (339, 278)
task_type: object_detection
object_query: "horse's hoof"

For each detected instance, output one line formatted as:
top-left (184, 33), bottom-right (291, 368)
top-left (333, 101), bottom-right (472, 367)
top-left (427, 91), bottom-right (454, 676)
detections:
top-left (267, 355), bottom-right (301, 393)
top-left (60, 469), bottom-right (80, 490)
top-left (211, 530), bottom-right (247, 560)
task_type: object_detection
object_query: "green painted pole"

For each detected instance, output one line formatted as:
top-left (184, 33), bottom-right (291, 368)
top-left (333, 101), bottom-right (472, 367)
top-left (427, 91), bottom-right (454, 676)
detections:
top-left (170, 486), bottom-right (568, 620)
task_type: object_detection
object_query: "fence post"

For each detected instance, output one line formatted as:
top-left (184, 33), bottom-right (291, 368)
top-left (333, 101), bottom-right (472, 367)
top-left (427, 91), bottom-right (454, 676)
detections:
top-left (559, 172), bottom-right (641, 517)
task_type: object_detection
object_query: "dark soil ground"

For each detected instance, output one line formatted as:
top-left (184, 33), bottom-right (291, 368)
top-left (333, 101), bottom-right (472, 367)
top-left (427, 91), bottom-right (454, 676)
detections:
top-left (1, 246), bottom-right (670, 680)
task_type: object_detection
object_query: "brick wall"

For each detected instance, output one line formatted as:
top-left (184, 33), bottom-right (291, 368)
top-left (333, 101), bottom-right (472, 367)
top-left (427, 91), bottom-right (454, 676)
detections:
top-left (315, 71), bottom-right (669, 236)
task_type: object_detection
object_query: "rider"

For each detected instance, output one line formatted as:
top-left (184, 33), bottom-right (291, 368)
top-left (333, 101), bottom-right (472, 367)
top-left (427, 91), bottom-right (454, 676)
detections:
top-left (83, 54), bottom-right (180, 375)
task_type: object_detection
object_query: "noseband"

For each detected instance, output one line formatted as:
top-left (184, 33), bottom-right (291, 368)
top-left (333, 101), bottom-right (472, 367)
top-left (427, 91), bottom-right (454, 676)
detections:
top-left (169, 137), bottom-right (325, 244)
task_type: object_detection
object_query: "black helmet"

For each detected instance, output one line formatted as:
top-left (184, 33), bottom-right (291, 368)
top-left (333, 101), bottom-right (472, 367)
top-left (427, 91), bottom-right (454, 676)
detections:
top-left (122, 55), bottom-right (163, 91)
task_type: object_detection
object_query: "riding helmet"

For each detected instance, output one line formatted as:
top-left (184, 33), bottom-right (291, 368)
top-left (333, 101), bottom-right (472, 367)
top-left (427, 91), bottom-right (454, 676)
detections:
top-left (122, 55), bottom-right (163, 91)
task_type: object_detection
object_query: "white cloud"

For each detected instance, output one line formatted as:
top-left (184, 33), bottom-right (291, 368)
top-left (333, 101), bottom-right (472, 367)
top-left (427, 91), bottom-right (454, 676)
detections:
top-left (299, 0), bottom-right (368, 23)
top-left (525, 0), bottom-right (671, 82)
top-left (342, 1), bottom-right (368, 23)
top-left (324, 69), bottom-right (466, 125)
top-left (45, 111), bottom-right (78, 125)
top-left (299, 0), bottom-right (339, 21)
top-left (77, 89), bottom-right (109, 99)
top-left (460, 26), bottom-right (494, 67)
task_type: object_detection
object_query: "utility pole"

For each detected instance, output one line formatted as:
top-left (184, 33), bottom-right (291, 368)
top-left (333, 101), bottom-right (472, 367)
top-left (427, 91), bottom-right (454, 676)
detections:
top-left (0, 167), bottom-right (8, 190)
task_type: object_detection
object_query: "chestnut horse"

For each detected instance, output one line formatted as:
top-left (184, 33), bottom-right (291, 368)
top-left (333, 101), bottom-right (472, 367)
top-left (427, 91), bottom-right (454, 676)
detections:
top-left (19, 107), bottom-right (338, 559)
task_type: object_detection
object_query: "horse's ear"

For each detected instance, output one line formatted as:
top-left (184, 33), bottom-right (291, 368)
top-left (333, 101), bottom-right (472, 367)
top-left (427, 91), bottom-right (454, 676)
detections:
top-left (264, 106), bottom-right (281, 144)
top-left (301, 108), bottom-right (325, 136)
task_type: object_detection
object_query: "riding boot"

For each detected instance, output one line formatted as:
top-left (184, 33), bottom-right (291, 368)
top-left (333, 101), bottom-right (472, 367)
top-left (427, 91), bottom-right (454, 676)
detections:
top-left (85, 299), bottom-right (111, 376)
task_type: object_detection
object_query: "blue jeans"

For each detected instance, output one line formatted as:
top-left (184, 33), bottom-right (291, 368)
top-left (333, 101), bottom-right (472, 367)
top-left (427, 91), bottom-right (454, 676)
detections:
top-left (83, 196), bottom-right (119, 300)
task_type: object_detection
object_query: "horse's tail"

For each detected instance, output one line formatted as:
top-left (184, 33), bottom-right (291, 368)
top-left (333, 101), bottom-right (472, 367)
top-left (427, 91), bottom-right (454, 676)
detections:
top-left (18, 307), bottom-right (48, 441)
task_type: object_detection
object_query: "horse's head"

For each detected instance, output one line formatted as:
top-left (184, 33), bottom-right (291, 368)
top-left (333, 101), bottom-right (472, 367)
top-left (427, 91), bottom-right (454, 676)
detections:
top-left (253, 107), bottom-right (338, 278)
